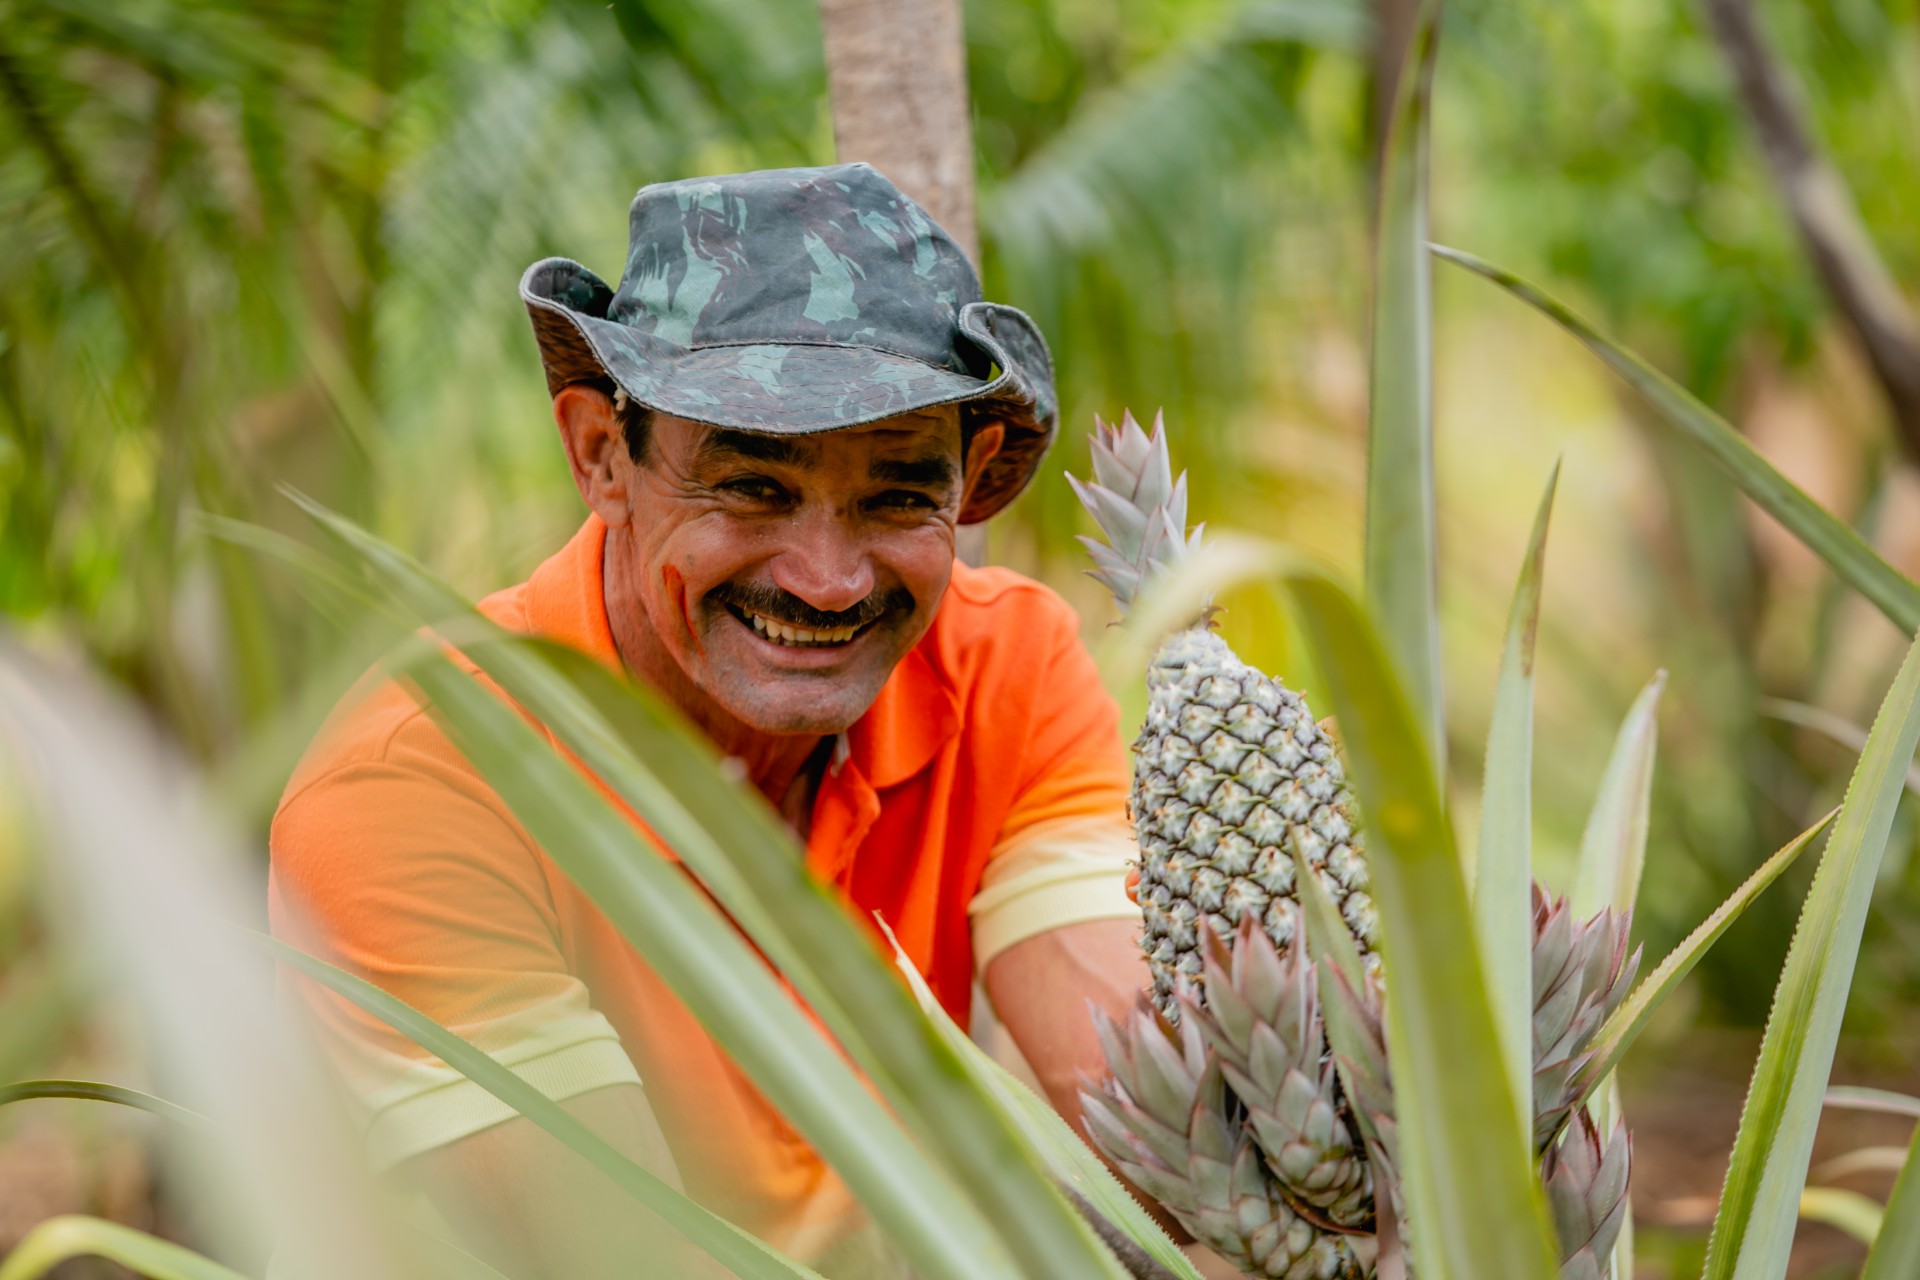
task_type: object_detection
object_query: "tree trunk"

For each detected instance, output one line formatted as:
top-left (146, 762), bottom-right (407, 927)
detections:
top-left (1701, 0), bottom-right (1920, 460)
top-left (818, 0), bottom-right (986, 562)
top-left (817, 0), bottom-right (979, 261)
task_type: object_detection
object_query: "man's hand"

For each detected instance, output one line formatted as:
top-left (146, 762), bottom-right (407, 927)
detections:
top-left (403, 1084), bottom-right (732, 1280)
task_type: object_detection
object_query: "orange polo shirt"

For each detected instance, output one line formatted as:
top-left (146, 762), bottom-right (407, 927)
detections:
top-left (268, 516), bottom-right (1136, 1266)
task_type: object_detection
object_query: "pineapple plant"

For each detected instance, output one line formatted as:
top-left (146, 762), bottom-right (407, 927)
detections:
top-left (1066, 412), bottom-right (1380, 1017)
top-left (1073, 412), bottom-right (1641, 1279)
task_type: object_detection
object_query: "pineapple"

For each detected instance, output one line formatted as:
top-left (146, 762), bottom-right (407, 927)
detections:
top-left (1068, 411), bottom-right (1378, 1017)
top-left (1073, 414), bottom-right (1640, 1280)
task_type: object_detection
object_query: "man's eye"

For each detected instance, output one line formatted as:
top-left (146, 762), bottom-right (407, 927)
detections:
top-left (873, 490), bottom-right (939, 512)
top-left (722, 477), bottom-right (788, 502)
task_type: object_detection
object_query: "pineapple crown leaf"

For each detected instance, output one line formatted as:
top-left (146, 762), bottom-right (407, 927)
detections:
top-left (1071, 410), bottom-right (1199, 615)
top-left (1068, 471), bottom-right (1152, 562)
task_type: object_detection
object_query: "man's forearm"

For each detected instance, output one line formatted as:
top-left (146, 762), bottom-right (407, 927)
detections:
top-left (982, 916), bottom-right (1149, 1130)
top-left (983, 916), bottom-right (1188, 1241)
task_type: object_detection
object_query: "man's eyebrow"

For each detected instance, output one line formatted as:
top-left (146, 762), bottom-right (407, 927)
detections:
top-left (694, 429), bottom-right (808, 469)
top-left (870, 455), bottom-right (957, 488)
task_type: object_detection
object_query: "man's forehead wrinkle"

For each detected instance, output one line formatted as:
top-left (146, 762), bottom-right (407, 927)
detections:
top-left (693, 427), bottom-right (810, 469)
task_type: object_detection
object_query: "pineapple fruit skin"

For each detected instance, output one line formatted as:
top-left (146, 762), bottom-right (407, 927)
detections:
top-left (1131, 628), bottom-right (1379, 1016)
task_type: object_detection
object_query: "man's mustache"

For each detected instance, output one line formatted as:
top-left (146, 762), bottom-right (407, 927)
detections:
top-left (710, 581), bottom-right (915, 632)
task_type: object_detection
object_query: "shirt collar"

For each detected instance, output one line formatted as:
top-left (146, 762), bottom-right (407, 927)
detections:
top-left (523, 514), bottom-right (622, 671)
top-left (843, 641), bottom-right (961, 790)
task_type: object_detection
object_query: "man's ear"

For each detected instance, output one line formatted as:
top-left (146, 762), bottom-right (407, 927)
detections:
top-left (960, 422), bottom-right (1005, 509)
top-left (553, 384), bottom-right (633, 527)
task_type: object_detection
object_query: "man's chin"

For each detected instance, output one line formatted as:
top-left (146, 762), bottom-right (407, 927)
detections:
top-left (702, 669), bottom-right (888, 739)
top-left (721, 699), bottom-right (871, 738)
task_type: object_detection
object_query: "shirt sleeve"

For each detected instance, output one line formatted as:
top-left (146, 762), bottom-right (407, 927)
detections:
top-left (269, 740), bottom-right (640, 1170)
top-left (968, 595), bottom-right (1141, 973)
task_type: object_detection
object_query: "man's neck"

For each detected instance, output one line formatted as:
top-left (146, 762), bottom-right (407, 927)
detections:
top-left (599, 530), bottom-right (825, 820)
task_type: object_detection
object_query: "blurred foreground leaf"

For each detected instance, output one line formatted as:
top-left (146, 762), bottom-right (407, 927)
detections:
top-left (1365, 0), bottom-right (1445, 769)
top-left (1282, 558), bottom-right (1560, 1280)
top-left (0, 638), bottom-right (422, 1278)
top-left (880, 923), bottom-right (1205, 1280)
top-left (252, 501), bottom-right (1133, 1280)
top-left (0, 1216), bottom-right (249, 1280)
top-left (0, 1079), bottom-right (213, 1132)
top-left (260, 936), bottom-right (824, 1280)
top-left (378, 643), bottom-right (1029, 1280)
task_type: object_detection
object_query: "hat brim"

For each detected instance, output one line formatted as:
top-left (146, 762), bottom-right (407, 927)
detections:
top-left (521, 258), bottom-right (1054, 524)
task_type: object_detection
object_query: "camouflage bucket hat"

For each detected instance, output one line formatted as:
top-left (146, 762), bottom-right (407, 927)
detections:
top-left (520, 162), bottom-right (1057, 524)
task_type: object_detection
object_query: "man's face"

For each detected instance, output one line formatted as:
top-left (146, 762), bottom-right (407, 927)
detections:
top-left (621, 406), bottom-right (971, 737)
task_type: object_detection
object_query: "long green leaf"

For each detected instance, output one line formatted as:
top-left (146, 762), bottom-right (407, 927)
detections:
top-left (1797, 1188), bottom-right (1883, 1246)
top-left (1812, 1146), bottom-right (1913, 1181)
top-left (256, 935), bottom-right (824, 1280)
top-left (513, 643), bottom-right (1126, 1279)
top-left (1291, 836), bottom-right (1368, 995)
top-left (1824, 1086), bottom-right (1920, 1119)
top-left (1563, 663), bottom-right (1659, 1280)
top-left (0, 639), bottom-right (428, 1278)
top-left (1861, 1117), bottom-right (1920, 1280)
top-left (1571, 672), bottom-right (1666, 918)
top-left (264, 500), bottom-right (1131, 1280)
top-left (1364, 0), bottom-right (1445, 770)
top-left (1474, 462), bottom-right (1558, 1131)
top-left (1280, 565), bottom-right (1560, 1280)
top-left (1290, 837), bottom-right (1393, 1154)
top-left (1759, 698), bottom-right (1920, 799)
top-left (0, 1078), bottom-right (213, 1131)
top-left (1432, 245), bottom-right (1920, 635)
top-left (0, 1216), bottom-right (251, 1280)
top-left (1703, 629), bottom-right (1920, 1279)
top-left (384, 648), bottom-right (1023, 1280)
top-left (1581, 812), bottom-right (1833, 1097)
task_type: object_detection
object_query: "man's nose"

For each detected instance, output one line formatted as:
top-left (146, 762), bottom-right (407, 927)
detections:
top-left (768, 508), bottom-right (875, 613)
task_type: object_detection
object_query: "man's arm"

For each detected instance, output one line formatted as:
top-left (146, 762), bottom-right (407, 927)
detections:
top-left (404, 1083), bottom-right (733, 1280)
top-left (984, 916), bottom-right (1189, 1243)
top-left (981, 915), bottom-right (1147, 1131)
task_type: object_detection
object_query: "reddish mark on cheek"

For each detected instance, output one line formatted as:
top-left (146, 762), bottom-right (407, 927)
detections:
top-left (662, 565), bottom-right (705, 656)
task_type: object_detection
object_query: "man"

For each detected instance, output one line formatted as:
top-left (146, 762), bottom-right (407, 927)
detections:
top-left (269, 164), bottom-right (1150, 1278)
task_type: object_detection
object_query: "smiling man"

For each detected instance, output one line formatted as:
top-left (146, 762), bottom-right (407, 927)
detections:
top-left (269, 164), bottom-right (1148, 1279)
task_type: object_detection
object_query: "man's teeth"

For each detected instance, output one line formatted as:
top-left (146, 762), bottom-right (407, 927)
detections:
top-left (747, 612), bottom-right (859, 646)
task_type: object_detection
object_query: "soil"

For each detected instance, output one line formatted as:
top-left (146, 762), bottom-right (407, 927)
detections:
top-left (1619, 1027), bottom-right (1917, 1280)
